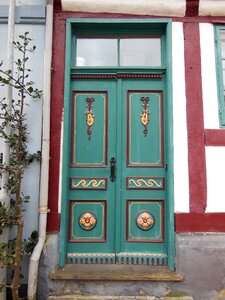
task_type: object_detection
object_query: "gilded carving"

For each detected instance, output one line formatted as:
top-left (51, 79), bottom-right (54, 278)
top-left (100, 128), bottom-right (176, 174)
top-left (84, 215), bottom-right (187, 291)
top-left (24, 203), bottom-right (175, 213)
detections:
top-left (140, 96), bottom-right (151, 137)
top-left (79, 211), bottom-right (97, 231)
top-left (84, 97), bottom-right (95, 140)
top-left (128, 178), bottom-right (162, 188)
top-left (72, 179), bottom-right (105, 189)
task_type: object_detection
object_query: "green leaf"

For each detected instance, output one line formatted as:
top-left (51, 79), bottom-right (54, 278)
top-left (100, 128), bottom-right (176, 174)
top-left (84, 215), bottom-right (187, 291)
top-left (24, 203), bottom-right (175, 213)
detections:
top-left (27, 87), bottom-right (33, 93)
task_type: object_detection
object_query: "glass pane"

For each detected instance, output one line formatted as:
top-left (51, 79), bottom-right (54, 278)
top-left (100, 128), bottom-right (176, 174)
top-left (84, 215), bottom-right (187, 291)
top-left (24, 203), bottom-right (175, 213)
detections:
top-left (220, 30), bottom-right (225, 58)
top-left (120, 37), bottom-right (161, 67)
top-left (76, 38), bottom-right (118, 67)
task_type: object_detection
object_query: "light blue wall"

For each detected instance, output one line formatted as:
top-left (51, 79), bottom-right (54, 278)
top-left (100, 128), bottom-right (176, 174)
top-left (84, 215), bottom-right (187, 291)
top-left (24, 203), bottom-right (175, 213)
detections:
top-left (0, 8), bottom-right (46, 240)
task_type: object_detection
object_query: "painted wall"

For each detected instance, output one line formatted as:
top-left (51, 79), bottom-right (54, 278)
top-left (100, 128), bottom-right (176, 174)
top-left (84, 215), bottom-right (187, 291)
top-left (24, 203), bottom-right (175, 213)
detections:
top-left (172, 22), bottom-right (189, 213)
top-left (0, 18), bottom-right (45, 239)
top-left (200, 23), bottom-right (225, 213)
top-left (0, 0), bottom-right (46, 4)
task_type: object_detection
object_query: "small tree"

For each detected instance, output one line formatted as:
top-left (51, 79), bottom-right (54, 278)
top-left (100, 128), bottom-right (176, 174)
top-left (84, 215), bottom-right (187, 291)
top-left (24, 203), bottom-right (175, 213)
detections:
top-left (0, 32), bottom-right (41, 299)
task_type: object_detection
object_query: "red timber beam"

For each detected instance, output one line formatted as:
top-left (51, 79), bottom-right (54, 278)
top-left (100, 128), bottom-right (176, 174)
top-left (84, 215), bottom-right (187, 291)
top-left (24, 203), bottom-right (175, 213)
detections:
top-left (185, 0), bottom-right (199, 17)
top-left (176, 213), bottom-right (225, 232)
top-left (183, 22), bottom-right (207, 213)
top-left (204, 129), bottom-right (225, 146)
top-left (47, 4), bottom-right (65, 231)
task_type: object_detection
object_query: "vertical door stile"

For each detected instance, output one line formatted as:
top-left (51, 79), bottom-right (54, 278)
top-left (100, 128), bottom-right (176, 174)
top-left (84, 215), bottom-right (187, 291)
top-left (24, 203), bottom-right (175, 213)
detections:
top-left (115, 77), bottom-right (122, 256)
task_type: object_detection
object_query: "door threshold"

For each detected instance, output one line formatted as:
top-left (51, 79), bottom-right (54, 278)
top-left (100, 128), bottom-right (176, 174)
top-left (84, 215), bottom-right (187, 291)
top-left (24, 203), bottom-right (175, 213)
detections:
top-left (49, 264), bottom-right (183, 282)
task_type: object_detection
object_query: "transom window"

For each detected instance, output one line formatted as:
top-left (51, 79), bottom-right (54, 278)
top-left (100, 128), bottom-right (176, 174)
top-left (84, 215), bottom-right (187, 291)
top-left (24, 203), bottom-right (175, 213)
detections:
top-left (75, 35), bottom-right (161, 67)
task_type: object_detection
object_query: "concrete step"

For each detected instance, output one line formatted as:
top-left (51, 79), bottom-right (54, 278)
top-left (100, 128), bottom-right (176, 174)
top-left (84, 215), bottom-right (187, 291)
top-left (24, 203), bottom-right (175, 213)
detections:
top-left (48, 294), bottom-right (193, 300)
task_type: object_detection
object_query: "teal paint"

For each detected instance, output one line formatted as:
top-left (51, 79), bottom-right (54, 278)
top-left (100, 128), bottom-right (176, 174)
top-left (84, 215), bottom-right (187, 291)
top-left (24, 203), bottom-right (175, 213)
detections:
top-left (67, 18), bottom-right (171, 25)
top-left (128, 92), bottom-right (162, 166)
top-left (115, 78), bottom-right (122, 255)
top-left (72, 92), bottom-right (107, 166)
top-left (59, 21), bottom-right (72, 267)
top-left (215, 26), bottom-right (225, 128)
top-left (120, 79), bottom-right (166, 256)
top-left (68, 79), bottom-right (117, 255)
top-left (165, 20), bottom-right (175, 271)
top-left (69, 201), bottom-right (105, 241)
top-left (60, 19), bottom-right (175, 270)
top-left (127, 201), bottom-right (164, 242)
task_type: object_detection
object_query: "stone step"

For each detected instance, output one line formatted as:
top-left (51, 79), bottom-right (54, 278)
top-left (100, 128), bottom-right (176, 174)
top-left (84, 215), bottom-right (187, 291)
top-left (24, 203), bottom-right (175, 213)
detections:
top-left (50, 265), bottom-right (183, 282)
top-left (48, 295), bottom-right (193, 300)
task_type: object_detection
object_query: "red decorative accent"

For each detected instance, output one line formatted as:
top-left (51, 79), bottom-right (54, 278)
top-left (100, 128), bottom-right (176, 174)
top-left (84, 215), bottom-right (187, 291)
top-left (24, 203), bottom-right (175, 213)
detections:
top-left (71, 74), bottom-right (162, 79)
top-left (126, 90), bottom-right (164, 168)
top-left (204, 129), bottom-right (225, 146)
top-left (118, 74), bottom-right (162, 79)
top-left (70, 91), bottom-right (108, 168)
top-left (126, 199), bottom-right (164, 243)
top-left (175, 213), bottom-right (225, 232)
top-left (72, 74), bottom-right (117, 79)
top-left (184, 23), bottom-right (207, 213)
top-left (68, 200), bottom-right (107, 243)
top-left (185, 0), bottom-right (199, 17)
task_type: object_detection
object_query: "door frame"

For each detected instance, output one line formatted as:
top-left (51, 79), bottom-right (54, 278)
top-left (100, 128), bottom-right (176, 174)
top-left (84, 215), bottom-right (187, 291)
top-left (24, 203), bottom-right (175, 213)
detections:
top-left (59, 18), bottom-right (175, 270)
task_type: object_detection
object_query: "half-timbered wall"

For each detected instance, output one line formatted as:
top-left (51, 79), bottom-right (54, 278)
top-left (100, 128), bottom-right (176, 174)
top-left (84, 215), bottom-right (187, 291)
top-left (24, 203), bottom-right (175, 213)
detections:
top-left (48, 0), bottom-right (225, 233)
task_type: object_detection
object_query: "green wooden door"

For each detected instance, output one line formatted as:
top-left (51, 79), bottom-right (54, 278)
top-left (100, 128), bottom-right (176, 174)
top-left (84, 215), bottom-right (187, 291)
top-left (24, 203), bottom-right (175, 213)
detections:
top-left (67, 76), bottom-right (167, 265)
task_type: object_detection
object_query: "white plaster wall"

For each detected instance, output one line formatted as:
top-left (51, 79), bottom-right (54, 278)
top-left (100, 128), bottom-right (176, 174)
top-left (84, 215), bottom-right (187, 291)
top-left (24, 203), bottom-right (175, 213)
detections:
top-left (200, 23), bottom-right (220, 129)
top-left (172, 22), bottom-right (189, 213)
top-left (0, 24), bottom-right (45, 239)
top-left (206, 147), bottom-right (225, 212)
top-left (62, 0), bottom-right (186, 16)
top-left (200, 23), bottom-right (225, 212)
top-left (199, 0), bottom-right (225, 16)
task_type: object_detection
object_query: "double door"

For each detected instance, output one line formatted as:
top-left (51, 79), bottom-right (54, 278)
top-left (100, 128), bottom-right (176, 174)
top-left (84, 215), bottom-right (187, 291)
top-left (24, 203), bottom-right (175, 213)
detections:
top-left (67, 76), bottom-right (168, 265)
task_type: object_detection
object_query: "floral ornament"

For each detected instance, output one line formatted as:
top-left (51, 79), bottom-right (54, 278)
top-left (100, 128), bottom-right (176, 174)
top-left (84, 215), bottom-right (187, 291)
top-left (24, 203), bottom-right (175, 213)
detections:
top-left (136, 211), bottom-right (154, 231)
top-left (79, 211), bottom-right (97, 231)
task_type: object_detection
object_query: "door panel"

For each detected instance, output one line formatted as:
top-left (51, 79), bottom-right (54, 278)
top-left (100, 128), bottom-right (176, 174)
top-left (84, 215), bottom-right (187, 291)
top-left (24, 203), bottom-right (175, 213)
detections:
top-left (68, 80), bottom-right (117, 262)
top-left (71, 91), bottom-right (108, 167)
top-left (67, 77), bottom-right (168, 265)
top-left (127, 90), bottom-right (163, 167)
top-left (119, 79), bottom-right (167, 264)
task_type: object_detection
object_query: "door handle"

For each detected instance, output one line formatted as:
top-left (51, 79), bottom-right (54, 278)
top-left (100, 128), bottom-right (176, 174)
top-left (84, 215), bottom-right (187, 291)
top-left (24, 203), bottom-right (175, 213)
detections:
top-left (110, 157), bottom-right (116, 182)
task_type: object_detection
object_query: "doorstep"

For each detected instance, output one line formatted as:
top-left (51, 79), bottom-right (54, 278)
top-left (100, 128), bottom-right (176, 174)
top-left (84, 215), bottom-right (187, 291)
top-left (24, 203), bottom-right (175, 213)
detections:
top-left (49, 264), bottom-right (183, 282)
top-left (48, 295), bottom-right (193, 300)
